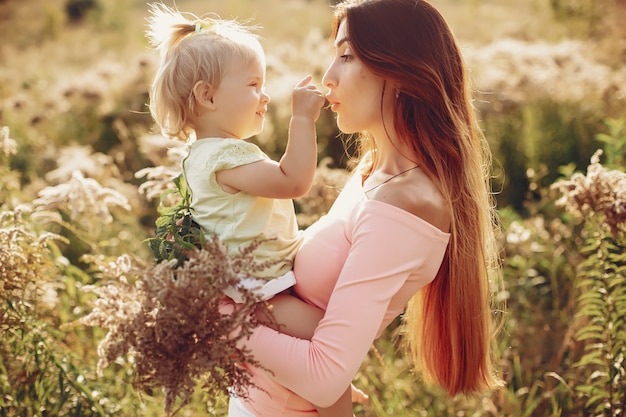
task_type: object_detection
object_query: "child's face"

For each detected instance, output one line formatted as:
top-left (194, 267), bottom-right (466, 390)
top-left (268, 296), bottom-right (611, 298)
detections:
top-left (211, 53), bottom-right (270, 140)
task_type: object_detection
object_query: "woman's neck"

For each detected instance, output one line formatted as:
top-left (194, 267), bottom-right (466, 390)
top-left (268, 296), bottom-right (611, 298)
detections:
top-left (369, 136), bottom-right (417, 174)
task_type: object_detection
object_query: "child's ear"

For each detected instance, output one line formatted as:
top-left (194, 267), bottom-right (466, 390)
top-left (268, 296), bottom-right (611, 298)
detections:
top-left (192, 80), bottom-right (216, 110)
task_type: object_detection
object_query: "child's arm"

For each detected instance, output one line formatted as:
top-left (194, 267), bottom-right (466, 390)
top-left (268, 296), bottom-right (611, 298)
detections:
top-left (257, 294), bottom-right (362, 417)
top-left (216, 75), bottom-right (325, 199)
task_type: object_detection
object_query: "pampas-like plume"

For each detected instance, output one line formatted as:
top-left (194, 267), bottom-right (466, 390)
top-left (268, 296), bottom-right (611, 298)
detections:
top-left (0, 126), bottom-right (17, 157)
top-left (33, 170), bottom-right (131, 226)
top-left (552, 149), bottom-right (626, 235)
top-left (80, 236), bottom-right (269, 415)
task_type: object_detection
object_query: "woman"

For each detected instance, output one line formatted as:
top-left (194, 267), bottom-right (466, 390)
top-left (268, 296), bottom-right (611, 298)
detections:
top-left (229, 0), bottom-right (502, 415)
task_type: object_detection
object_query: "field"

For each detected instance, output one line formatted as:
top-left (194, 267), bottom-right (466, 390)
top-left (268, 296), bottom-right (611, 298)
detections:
top-left (1, 0), bottom-right (626, 416)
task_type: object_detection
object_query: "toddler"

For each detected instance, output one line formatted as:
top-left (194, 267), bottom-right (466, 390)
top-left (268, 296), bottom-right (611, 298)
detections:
top-left (146, 4), bottom-right (361, 416)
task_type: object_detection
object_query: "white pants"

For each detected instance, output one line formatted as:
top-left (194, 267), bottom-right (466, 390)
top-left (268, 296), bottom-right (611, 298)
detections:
top-left (224, 270), bottom-right (296, 303)
top-left (228, 396), bottom-right (257, 417)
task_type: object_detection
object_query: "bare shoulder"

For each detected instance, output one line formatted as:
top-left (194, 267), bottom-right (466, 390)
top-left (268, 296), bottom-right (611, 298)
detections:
top-left (369, 169), bottom-right (450, 233)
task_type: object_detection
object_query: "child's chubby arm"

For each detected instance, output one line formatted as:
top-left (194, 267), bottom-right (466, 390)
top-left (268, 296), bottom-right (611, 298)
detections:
top-left (216, 75), bottom-right (325, 200)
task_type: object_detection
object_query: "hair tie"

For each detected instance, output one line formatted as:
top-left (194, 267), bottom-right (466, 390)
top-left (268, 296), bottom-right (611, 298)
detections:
top-left (194, 22), bottom-right (204, 34)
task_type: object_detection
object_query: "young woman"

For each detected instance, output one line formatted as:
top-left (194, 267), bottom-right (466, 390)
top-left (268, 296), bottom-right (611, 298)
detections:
top-left (229, 0), bottom-right (503, 415)
top-left (146, 4), bottom-right (360, 416)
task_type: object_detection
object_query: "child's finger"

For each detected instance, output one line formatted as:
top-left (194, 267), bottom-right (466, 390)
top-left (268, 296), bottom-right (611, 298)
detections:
top-left (296, 74), bottom-right (314, 87)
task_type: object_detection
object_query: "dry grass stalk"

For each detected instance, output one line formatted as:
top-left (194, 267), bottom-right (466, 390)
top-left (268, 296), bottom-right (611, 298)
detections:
top-left (0, 207), bottom-right (66, 326)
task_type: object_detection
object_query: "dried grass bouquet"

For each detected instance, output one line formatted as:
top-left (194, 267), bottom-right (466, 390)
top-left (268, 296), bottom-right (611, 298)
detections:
top-left (80, 174), bottom-right (272, 415)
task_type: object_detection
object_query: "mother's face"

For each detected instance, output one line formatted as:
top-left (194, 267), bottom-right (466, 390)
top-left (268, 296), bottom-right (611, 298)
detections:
top-left (322, 19), bottom-right (386, 135)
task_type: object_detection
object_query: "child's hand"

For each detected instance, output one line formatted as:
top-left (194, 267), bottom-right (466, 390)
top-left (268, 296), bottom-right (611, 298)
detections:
top-left (291, 75), bottom-right (325, 122)
top-left (351, 383), bottom-right (368, 404)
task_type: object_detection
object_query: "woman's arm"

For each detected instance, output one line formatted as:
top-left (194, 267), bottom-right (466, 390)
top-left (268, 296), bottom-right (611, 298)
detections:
top-left (255, 294), bottom-right (363, 417)
top-left (242, 203), bottom-right (449, 407)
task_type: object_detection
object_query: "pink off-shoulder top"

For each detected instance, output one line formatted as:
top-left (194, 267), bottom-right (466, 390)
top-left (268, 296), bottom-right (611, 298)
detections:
top-left (239, 171), bottom-right (450, 416)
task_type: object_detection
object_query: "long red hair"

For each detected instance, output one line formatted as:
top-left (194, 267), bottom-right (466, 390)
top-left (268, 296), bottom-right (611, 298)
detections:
top-left (332, 0), bottom-right (503, 396)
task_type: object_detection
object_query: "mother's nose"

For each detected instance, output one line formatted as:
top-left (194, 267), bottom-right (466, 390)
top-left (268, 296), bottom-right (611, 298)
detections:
top-left (322, 67), bottom-right (336, 89)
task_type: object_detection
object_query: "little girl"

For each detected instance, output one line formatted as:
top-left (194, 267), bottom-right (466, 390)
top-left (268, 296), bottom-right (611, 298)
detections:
top-left (146, 4), bottom-right (361, 416)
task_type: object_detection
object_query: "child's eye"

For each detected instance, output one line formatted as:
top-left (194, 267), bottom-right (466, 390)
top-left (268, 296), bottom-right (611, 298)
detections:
top-left (340, 54), bottom-right (352, 62)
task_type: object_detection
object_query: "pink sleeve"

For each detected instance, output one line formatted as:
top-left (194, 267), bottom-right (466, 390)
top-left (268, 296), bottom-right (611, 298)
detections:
top-left (243, 203), bottom-right (448, 407)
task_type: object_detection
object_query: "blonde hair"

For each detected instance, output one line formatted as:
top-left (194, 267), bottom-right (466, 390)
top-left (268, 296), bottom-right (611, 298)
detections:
top-left (146, 3), bottom-right (263, 142)
top-left (332, 0), bottom-right (503, 396)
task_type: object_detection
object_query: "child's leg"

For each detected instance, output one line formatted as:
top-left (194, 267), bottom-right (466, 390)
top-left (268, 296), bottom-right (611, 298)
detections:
top-left (255, 294), bottom-right (356, 417)
top-left (316, 386), bottom-right (354, 417)
top-left (255, 293), bottom-right (323, 339)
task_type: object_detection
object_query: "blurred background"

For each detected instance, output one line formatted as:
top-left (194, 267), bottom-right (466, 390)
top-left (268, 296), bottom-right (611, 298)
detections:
top-left (1, 0), bottom-right (625, 416)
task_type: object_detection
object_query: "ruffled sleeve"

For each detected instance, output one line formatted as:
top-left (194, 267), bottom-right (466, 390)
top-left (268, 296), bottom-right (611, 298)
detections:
top-left (205, 138), bottom-right (268, 172)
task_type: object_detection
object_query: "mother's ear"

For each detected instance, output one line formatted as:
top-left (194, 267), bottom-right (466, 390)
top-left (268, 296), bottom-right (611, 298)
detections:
top-left (192, 80), bottom-right (216, 110)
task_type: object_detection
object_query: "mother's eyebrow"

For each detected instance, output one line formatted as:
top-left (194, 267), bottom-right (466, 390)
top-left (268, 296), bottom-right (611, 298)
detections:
top-left (334, 36), bottom-right (349, 48)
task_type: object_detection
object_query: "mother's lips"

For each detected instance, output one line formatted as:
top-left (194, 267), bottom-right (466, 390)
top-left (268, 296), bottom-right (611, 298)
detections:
top-left (326, 96), bottom-right (339, 111)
